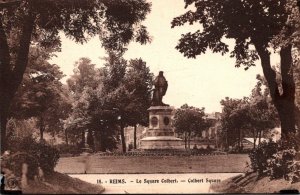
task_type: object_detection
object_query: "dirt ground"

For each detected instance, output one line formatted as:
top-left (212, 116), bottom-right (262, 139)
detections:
top-left (211, 172), bottom-right (300, 193)
top-left (22, 172), bottom-right (104, 194)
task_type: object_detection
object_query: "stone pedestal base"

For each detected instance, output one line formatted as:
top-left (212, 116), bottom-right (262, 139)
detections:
top-left (140, 136), bottom-right (184, 149)
top-left (140, 106), bottom-right (183, 150)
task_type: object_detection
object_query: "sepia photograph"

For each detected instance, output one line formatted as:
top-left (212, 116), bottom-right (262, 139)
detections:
top-left (1, 0), bottom-right (300, 194)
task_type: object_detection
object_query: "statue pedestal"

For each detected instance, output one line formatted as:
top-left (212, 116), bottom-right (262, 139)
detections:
top-left (140, 106), bottom-right (183, 149)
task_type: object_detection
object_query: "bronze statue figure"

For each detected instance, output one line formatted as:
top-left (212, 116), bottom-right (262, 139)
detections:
top-left (151, 71), bottom-right (169, 106)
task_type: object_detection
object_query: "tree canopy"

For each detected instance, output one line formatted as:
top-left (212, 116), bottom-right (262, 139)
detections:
top-left (173, 104), bottom-right (208, 149)
top-left (220, 75), bottom-right (279, 149)
top-left (64, 54), bottom-right (153, 152)
top-left (0, 0), bottom-right (152, 152)
top-left (9, 47), bottom-right (71, 141)
top-left (172, 0), bottom-right (298, 136)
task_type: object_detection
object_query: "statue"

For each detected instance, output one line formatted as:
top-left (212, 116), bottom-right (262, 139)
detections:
top-left (151, 71), bottom-right (169, 106)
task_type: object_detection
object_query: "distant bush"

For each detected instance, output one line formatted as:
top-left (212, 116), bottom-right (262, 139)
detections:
top-left (248, 137), bottom-right (298, 182)
top-left (6, 136), bottom-right (60, 176)
top-left (56, 144), bottom-right (82, 156)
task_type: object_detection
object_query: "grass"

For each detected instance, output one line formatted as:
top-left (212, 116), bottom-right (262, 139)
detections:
top-left (55, 154), bottom-right (250, 174)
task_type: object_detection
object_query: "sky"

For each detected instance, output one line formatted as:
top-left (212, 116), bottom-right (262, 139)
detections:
top-left (49, 0), bottom-right (280, 113)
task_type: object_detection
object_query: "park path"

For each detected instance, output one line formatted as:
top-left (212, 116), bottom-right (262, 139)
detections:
top-left (69, 173), bottom-right (241, 194)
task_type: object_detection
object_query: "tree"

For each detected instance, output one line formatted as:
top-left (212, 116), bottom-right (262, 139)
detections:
top-left (65, 54), bottom-right (127, 152)
top-left (220, 97), bottom-right (245, 149)
top-left (87, 93), bottom-right (121, 152)
top-left (67, 58), bottom-right (100, 97)
top-left (123, 58), bottom-right (153, 149)
top-left (0, 0), bottom-right (151, 152)
top-left (172, 0), bottom-right (298, 137)
top-left (247, 75), bottom-right (279, 148)
top-left (64, 87), bottom-right (91, 147)
top-left (220, 76), bottom-right (279, 150)
top-left (65, 57), bottom-right (103, 147)
top-left (173, 104), bottom-right (207, 149)
top-left (9, 47), bottom-right (71, 141)
top-left (102, 52), bottom-right (128, 152)
top-left (101, 54), bottom-right (153, 152)
top-left (65, 55), bottom-right (153, 152)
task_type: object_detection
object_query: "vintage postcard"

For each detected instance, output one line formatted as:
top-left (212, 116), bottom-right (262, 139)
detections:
top-left (1, 0), bottom-right (300, 194)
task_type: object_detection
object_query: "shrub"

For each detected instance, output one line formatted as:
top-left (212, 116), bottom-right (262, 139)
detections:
top-left (248, 137), bottom-right (298, 181)
top-left (6, 136), bottom-right (60, 176)
top-left (248, 139), bottom-right (279, 175)
top-left (2, 152), bottom-right (39, 179)
top-left (30, 142), bottom-right (60, 175)
top-left (267, 149), bottom-right (296, 179)
top-left (289, 161), bottom-right (300, 183)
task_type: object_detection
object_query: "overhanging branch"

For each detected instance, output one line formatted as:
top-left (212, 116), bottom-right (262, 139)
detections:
top-left (10, 10), bottom-right (36, 98)
top-left (0, 0), bottom-right (21, 8)
top-left (0, 0), bottom-right (94, 8)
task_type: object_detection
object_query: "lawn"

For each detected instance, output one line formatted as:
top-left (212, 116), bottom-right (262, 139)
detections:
top-left (55, 154), bottom-right (250, 174)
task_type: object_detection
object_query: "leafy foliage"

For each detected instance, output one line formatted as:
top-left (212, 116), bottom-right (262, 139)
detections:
top-left (1, 0), bottom-right (151, 52)
top-left (172, 0), bottom-right (298, 136)
top-left (248, 138), bottom-right (298, 182)
top-left (171, 0), bottom-right (288, 68)
top-left (248, 140), bottom-right (279, 175)
top-left (1, 0), bottom-right (152, 152)
top-left (173, 104), bottom-right (208, 149)
top-left (271, 0), bottom-right (300, 49)
top-left (220, 97), bottom-right (246, 148)
top-left (65, 54), bottom-right (153, 152)
top-left (219, 75), bottom-right (279, 149)
top-left (5, 136), bottom-right (60, 176)
top-left (9, 47), bottom-right (72, 140)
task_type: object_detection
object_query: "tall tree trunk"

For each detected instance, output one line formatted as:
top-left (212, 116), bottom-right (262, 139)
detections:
top-left (237, 128), bottom-right (241, 149)
top-left (188, 132), bottom-right (191, 149)
top-left (0, 12), bottom-right (36, 152)
top-left (252, 129), bottom-right (257, 149)
top-left (254, 129), bottom-right (260, 149)
top-left (258, 130), bottom-right (262, 144)
top-left (1, 110), bottom-right (8, 153)
top-left (65, 129), bottom-right (69, 146)
top-left (81, 130), bottom-right (85, 147)
top-left (279, 45), bottom-right (296, 136)
top-left (133, 124), bottom-right (137, 149)
top-left (40, 117), bottom-right (45, 141)
top-left (254, 43), bottom-right (296, 137)
top-left (120, 121), bottom-right (126, 153)
top-left (87, 129), bottom-right (94, 150)
top-left (239, 128), bottom-right (242, 150)
top-left (184, 132), bottom-right (187, 149)
top-left (0, 15), bottom-right (10, 153)
top-left (225, 130), bottom-right (229, 150)
top-left (93, 130), bottom-right (100, 151)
